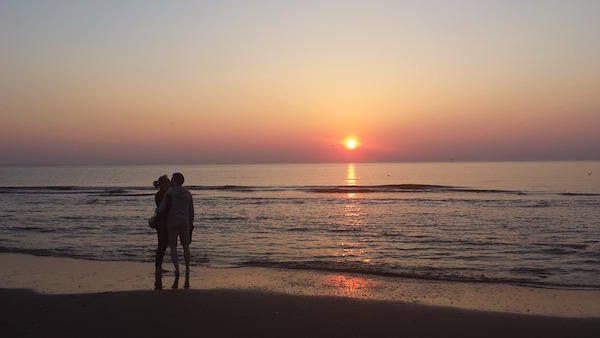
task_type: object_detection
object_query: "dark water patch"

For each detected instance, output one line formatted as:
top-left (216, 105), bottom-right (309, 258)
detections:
top-left (285, 227), bottom-right (311, 232)
top-left (84, 199), bottom-right (101, 205)
top-left (200, 216), bottom-right (249, 221)
top-left (0, 246), bottom-right (94, 260)
top-left (3, 226), bottom-right (56, 233)
top-left (540, 248), bottom-right (576, 255)
top-left (99, 192), bottom-right (154, 197)
top-left (214, 197), bottom-right (309, 205)
top-left (326, 228), bottom-right (364, 233)
top-left (187, 185), bottom-right (286, 192)
top-left (61, 216), bottom-right (88, 220)
top-left (522, 201), bottom-right (551, 208)
top-left (303, 184), bottom-right (524, 195)
top-left (379, 235), bottom-right (514, 248)
top-left (105, 189), bottom-right (127, 195)
top-left (510, 267), bottom-right (553, 277)
top-left (305, 184), bottom-right (449, 193)
top-left (533, 243), bottom-right (588, 250)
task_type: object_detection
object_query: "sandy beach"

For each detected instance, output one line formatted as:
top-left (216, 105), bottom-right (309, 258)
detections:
top-left (1, 253), bottom-right (599, 337)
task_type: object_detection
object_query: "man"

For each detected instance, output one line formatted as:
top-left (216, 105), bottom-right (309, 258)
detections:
top-left (156, 172), bottom-right (194, 289)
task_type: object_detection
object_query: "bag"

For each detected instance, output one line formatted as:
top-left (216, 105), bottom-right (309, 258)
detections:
top-left (148, 215), bottom-right (159, 229)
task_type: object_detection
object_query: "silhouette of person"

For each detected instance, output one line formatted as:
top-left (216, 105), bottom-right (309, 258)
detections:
top-left (153, 175), bottom-right (170, 290)
top-left (156, 172), bottom-right (194, 289)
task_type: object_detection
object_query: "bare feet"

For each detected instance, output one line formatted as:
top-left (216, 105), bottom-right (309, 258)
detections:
top-left (154, 270), bottom-right (163, 290)
top-left (184, 270), bottom-right (190, 289)
top-left (171, 272), bottom-right (180, 289)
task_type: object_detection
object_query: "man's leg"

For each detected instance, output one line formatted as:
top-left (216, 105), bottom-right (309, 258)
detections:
top-left (168, 226), bottom-right (180, 289)
top-left (183, 243), bottom-right (190, 288)
top-left (180, 224), bottom-right (191, 288)
top-left (170, 244), bottom-right (179, 273)
top-left (170, 243), bottom-right (180, 289)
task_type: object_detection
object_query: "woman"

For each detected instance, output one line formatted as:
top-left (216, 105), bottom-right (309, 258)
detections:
top-left (153, 175), bottom-right (170, 289)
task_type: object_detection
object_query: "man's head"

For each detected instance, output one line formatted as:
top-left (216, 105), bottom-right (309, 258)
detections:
top-left (172, 172), bottom-right (185, 186)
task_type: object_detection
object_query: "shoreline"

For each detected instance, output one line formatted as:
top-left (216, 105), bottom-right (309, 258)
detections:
top-left (6, 248), bottom-right (599, 291)
top-left (1, 253), bottom-right (599, 318)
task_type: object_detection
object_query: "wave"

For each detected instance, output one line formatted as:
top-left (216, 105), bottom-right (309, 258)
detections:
top-left (2, 184), bottom-right (599, 197)
top-left (0, 184), bottom-right (523, 194)
top-left (2, 245), bottom-right (598, 289)
top-left (240, 260), bottom-right (600, 289)
top-left (302, 184), bottom-right (526, 195)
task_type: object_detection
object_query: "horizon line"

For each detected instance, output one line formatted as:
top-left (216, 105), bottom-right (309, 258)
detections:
top-left (1, 159), bottom-right (599, 168)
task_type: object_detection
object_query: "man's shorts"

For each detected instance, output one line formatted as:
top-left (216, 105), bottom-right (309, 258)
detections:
top-left (167, 216), bottom-right (190, 247)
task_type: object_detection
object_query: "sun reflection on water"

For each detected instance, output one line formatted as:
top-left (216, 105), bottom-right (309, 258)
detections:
top-left (346, 163), bottom-right (356, 186)
top-left (325, 274), bottom-right (376, 298)
top-left (343, 164), bottom-right (363, 226)
top-left (332, 163), bottom-right (369, 269)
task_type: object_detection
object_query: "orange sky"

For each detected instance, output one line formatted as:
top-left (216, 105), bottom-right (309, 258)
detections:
top-left (1, 1), bottom-right (599, 165)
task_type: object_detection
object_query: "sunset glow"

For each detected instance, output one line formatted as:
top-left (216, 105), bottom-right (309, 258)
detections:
top-left (0, 1), bottom-right (599, 165)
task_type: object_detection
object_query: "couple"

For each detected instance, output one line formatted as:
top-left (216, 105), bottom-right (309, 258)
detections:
top-left (152, 172), bottom-right (194, 290)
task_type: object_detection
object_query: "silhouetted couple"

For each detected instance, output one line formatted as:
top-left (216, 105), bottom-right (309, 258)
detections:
top-left (153, 172), bottom-right (194, 290)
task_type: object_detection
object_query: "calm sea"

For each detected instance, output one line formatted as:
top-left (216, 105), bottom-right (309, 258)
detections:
top-left (1, 162), bottom-right (599, 288)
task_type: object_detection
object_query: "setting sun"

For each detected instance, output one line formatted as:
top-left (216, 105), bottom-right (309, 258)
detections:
top-left (345, 138), bottom-right (358, 150)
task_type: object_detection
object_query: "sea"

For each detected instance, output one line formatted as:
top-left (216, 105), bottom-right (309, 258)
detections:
top-left (1, 162), bottom-right (599, 288)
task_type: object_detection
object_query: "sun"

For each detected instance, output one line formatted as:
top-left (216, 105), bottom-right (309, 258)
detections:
top-left (344, 137), bottom-right (358, 150)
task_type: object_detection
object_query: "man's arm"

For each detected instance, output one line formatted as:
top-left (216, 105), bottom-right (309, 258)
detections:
top-left (188, 193), bottom-right (194, 228)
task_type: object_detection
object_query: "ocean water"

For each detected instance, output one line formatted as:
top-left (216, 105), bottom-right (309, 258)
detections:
top-left (1, 162), bottom-right (599, 288)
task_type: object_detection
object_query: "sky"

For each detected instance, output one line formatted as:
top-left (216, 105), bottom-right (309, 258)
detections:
top-left (1, 0), bottom-right (599, 165)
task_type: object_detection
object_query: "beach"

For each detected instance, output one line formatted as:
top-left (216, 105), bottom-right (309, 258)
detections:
top-left (1, 253), bottom-right (599, 337)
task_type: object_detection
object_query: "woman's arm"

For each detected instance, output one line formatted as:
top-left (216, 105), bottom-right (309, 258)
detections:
top-left (156, 191), bottom-right (170, 215)
top-left (155, 192), bottom-right (161, 207)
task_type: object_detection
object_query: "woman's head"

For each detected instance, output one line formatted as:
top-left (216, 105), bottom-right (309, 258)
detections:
top-left (153, 175), bottom-right (170, 190)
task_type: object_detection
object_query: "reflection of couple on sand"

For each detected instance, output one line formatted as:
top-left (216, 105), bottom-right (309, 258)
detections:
top-left (151, 172), bottom-right (194, 290)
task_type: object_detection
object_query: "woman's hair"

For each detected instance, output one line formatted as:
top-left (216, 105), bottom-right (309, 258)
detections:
top-left (153, 175), bottom-right (170, 189)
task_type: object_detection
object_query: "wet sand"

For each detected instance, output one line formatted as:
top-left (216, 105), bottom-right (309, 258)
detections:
top-left (3, 288), bottom-right (600, 338)
top-left (1, 253), bottom-right (599, 337)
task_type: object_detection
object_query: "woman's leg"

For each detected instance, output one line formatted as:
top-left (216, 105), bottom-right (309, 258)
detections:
top-left (155, 226), bottom-right (168, 270)
top-left (154, 227), bottom-right (168, 289)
